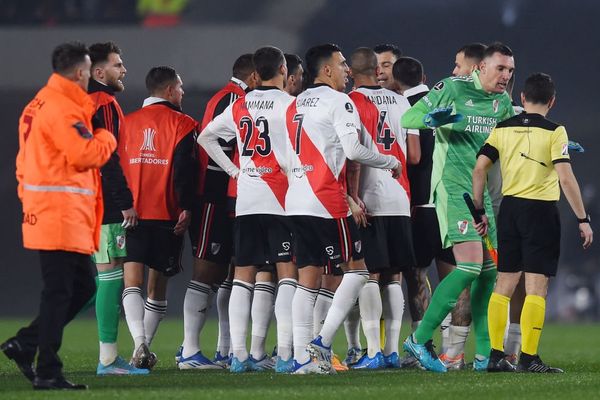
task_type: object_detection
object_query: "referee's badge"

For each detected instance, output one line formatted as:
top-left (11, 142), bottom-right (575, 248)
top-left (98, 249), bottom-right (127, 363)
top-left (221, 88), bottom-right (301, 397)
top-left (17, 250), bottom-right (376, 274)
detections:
top-left (561, 143), bottom-right (569, 156)
top-left (492, 99), bottom-right (499, 113)
top-left (457, 220), bottom-right (469, 235)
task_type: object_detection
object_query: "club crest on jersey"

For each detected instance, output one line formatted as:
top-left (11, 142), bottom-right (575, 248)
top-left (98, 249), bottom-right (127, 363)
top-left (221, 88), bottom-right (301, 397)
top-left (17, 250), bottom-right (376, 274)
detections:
top-left (457, 220), bottom-right (469, 235)
top-left (354, 240), bottom-right (362, 253)
top-left (492, 99), bottom-right (499, 113)
top-left (325, 246), bottom-right (335, 256)
top-left (345, 102), bottom-right (354, 113)
top-left (116, 235), bottom-right (126, 249)
top-left (211, 242), bottom-right (221, 255)
top-left (561, 143), bottom-right (569, 156)
top-left (140, 128), bottom-right (157, 151)
top-left (433, 81), bottom-right (445, 91)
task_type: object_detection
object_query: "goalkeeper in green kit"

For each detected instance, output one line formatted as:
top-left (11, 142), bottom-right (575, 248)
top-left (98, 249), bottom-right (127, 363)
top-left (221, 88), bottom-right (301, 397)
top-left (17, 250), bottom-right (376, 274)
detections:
top-left (401, 42), bottom-right (515, 372)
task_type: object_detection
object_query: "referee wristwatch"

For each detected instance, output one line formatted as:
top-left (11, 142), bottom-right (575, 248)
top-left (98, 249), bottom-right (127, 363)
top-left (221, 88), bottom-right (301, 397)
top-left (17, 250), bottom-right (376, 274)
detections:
top-left (577, 214), bottom-right (591, 224)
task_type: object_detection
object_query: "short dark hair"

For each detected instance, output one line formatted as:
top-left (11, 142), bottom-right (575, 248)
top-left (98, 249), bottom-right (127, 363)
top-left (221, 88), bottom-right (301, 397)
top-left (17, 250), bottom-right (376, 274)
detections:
top-left (483, 42), bottom-right (513, 59)
top-left (145, 66), bottom-right (178, 93)
top-left (232, 54), bottom-right (255, 81)
top-left (523, 73), bottom-right (555, 104)
top-left (89, 42), bottom-right (122, 67)
top-left (350, 47), bottom-right (377, 77)
top-left (51, 41), bottom-right (89, 74)
top-left (285, 53), bottom-right (303, 77)
top-left (253, 46), bottom-right (285, 81)
top-left (305, 43), bottom-right (341, 84)
top-left (457, 43), bottom-right (486, 62)
top-left (393, 57), bottom-right (424, 88)
top-left (373, 43), bottom-right (402, 58)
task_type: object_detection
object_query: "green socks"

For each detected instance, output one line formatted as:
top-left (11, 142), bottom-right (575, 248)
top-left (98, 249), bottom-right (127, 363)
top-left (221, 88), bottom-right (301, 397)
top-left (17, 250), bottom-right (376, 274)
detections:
top-left (96, 267), bottom-right (124, 343)
top-left (470, 260), bottom-right (497, 357)
top-left (414, 262), bottom-right (481, 344)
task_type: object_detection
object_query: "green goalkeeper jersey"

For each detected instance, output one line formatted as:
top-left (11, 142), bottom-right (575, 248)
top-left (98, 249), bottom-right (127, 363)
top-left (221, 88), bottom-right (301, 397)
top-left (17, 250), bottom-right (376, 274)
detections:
top-left (402, 71), bottom-right (514, 246)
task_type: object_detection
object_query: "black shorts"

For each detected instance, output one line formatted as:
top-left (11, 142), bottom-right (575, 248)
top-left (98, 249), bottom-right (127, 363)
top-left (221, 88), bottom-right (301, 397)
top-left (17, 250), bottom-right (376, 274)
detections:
top-left (361, 215), bottom-right (416, 273)
top-left (497, 196), bottom-right (561, 276)
top-left (189, 200), bottom-right (233, 264)
top-left (324, 260), bottom-right (344, 276)
top-left (234, 214), bottom-right (293, 266)
top-left (411, 206), bottom-right (455, 268)
top-left (291, 215), bottom-right (364, 268)
top-left (125, 223), bottom-right (184, 276)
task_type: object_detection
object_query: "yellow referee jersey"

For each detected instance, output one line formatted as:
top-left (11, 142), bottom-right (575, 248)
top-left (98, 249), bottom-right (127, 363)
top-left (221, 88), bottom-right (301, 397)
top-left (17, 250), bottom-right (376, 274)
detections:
top-left (478, 113), bottom-right (570, 201)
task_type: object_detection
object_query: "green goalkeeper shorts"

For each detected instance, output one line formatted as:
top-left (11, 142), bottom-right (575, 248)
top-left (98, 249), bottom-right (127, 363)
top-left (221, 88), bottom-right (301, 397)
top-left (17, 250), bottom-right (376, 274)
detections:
top-left (93, 223), bottom-right (127, 264)
top-left (433, 183), bottom-right (497, 249)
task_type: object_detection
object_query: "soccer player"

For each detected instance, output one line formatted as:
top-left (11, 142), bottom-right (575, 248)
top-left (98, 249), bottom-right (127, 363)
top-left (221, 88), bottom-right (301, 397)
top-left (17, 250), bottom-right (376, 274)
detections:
top-left (346, 48), bottom-right (420, 369)
top-left (473, 73), bottom-right (593, 373)
top-left (3, 42), bottom-right (116, 390)
top-left (401, 42), bottom-right (515, 372)
top-left (374, 43), bottom-right (402, 92)
top-left (120, 66), bottom-right (196, 370)
top-left (284, 53), bottom-right (304, 96)
top-left (198, 46), bottom-right (296, 373)
top-left (452, 43), bottom-right (486, 77)
top-left (87, 42), bottom-right (147, 376)
top-left (286, 43), bottom-right (401, 374)
top-left (178, 54), bottom-right (257, 370)
top-left (393, 56), bottom-right (458, 368)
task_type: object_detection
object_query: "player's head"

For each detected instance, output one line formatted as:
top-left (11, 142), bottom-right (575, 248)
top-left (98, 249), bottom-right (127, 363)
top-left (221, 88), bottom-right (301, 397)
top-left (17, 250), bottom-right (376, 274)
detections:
top-left (479, 42), bottom-right (515, 94)
top-left (253, 46), bottom-right (287, 86)
top-left (233, 53), bottom-right (259, 90)
top-left (89, 41), bottom-right (126, 92)
top-left (305, 43), bottom-right (348, 92)
top-left (284, 53), bottom-right (304, 96)
top-left (452, 43), bottom-right (486, 76)
top-left (51, 41), bottom-right (91, 91)
top-left (521, 72), bottom-right (555, 109)
top-left (145, 66), bottom-right (184, 108)
top-left (393, 56), bottom-right (425, 94)
top-left (374, 43), bottom-right (402, 90)
top-left (350, 47), bottom-right (378, 82)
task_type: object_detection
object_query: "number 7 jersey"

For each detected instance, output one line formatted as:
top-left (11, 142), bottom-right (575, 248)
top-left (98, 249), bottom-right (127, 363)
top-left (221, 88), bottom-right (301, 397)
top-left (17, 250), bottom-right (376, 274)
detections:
top-left (201, 86), bottom-right (295, 216)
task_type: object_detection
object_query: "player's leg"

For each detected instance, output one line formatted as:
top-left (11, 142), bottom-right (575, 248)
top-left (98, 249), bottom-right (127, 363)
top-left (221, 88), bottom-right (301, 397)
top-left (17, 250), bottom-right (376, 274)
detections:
top-left (215, 266), bottom-right (233, 365)
top-left (274, 259), bottom-right (297, 372)
top-left (249, 269), bottom-right (275, 369)
top-left (144, 269), bottom-right (168, 347)
top-left (436, 258), bottom-right (455, 352)
top-left (313, 273), bottom-right (339, 338)
top-left (342, 301), bottom-right (363, 366)
top-left (122, 261), bottom-right (148, 367)
top-left (442, 288), bottom-right (471, 370)
top-left (504, 276), bottom-right (525, 365)
top-left (228, 265), bottom-right (257, 371)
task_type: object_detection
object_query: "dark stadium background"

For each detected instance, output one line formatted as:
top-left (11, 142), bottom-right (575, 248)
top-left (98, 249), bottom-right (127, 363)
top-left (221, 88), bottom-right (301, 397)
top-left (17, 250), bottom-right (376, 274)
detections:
top-left (0, 0), bottom-right (598, 320)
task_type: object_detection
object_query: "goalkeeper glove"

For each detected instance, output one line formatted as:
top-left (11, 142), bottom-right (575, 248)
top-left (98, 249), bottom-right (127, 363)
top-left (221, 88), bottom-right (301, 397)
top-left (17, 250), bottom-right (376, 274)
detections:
top-left (568, 140), bottom-right (585, 153)
top-left (423, 107), bottom-right (464, 128)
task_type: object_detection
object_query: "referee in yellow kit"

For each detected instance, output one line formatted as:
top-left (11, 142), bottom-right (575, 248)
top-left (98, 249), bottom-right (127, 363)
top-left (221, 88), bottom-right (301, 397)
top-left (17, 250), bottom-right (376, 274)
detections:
top-left (471, 72), bottom-right (593, 373)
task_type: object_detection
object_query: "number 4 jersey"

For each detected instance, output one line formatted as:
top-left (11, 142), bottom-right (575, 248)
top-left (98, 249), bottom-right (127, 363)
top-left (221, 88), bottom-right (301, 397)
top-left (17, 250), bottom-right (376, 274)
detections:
top-left (198, 86), bottom-right (294, 217)
top-left (349, 86), bottom-right (418, 217)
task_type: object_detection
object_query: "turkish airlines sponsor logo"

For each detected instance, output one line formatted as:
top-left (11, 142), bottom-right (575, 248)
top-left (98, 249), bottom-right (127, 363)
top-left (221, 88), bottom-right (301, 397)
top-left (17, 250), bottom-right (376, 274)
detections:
top-left (140, 128), bottom-right (157, 151)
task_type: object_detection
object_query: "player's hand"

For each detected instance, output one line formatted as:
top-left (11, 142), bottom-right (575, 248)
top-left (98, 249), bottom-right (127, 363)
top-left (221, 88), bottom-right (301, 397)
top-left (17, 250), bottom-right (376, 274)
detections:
top-left (349, 196), bottom-right (368, 228)
top-left (473, 214), bottom-right (489, 237)
top-left (121, 207), bottom-right (138, 229)
top-left (568, 140), bottom-right (585, 153)
top-left (174, 210), bottom-right (191, 236)
top-left (391, 160), bottom-right (402, 179)
top-left (423, 107), bottom-right (464, 128)
top-left (579, 222), bottom-right (593, 249)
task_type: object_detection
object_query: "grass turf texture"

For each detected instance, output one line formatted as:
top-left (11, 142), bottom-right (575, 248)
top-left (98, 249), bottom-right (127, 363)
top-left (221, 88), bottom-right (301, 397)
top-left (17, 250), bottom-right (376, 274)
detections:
top-left (1, 319), bottom-right (599, 399)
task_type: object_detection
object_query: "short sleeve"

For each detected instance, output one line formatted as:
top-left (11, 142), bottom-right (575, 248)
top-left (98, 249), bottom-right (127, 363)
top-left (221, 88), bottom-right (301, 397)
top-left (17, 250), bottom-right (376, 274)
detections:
top-left (551, 126), bottom-right (570, 164)
top-left (331, 95), bottom-right (360, 140)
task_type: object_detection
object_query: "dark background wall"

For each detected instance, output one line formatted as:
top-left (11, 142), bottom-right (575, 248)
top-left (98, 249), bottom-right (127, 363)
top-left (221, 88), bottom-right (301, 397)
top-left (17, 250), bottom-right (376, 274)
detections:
top-left (1, 0), bottom-right (599, 319)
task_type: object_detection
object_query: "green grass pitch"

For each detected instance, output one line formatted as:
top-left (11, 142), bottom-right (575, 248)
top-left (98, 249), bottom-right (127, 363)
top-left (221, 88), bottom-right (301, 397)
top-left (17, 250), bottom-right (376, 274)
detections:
top-left (1, 319), bottom-right (599, 399)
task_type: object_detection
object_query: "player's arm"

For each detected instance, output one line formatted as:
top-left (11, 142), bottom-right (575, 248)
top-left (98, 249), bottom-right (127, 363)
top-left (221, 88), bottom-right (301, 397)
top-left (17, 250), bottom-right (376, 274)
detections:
top-left (553, 126), bottom-right (593, 248)
top-left (407, 129), bottom-right (421, 165)
top-left (401, 79), bottom-right (462, 129)
top-left (472, 137), bottom-right (498, 236)
top-left (94, 104), bottom-right (137, 227)
top-left (197, 105), bottom-right (239, 178)
top-left (172, 127), bottom-right (196, 235)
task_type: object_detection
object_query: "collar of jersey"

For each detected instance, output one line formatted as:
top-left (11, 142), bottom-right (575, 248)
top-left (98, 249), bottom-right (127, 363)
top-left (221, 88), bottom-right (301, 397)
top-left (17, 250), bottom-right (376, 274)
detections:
top-left (358, 85), bottom-right (382, 90)
top-left (308, 83), bottom-right (331, 89)
top-left (142, 96), bottom-right (182, 112)
top-left (404, 84), bottom-right (429, 97)
top-left (88, 78), bottom-right (115, 96)
top-left (255, 85), bottom-right (280, 91)
top-left (230, 76), bottom-right (248, 91)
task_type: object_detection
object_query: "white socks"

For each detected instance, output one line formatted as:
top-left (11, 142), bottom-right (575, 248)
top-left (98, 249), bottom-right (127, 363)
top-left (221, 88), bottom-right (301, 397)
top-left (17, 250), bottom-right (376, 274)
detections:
top-left (216, 280), bottom-right (232, 356)
top-left (275, 278), bottom-right (297, 361)
top-left (318, 270), bottom-right (369, 347)
top-left (292, 285), bottom-right (318, 364)
top-left (181, 280), bottom-right (211, 358)
top-left (144, 298), bottom-right (167, 346)
top-left (440, 313), bottom-right (452, 353)
top-left (446, 325), bottom-right (470, 358)
top-left (382, 281), bottom-right (404, 356)
top-left (344, 301), bottom-right (362, 350)
top-left (229, 279), bottom-right (253, 361)
top-left (122, 287), bottom-right (146, 352)
top-left (504, 322), bottom-right (521, 356)
top-left (99, 342), bottom-right (118, 366)
top-left (359, 280), bottom-right (382, 357)
top-left (313, 288), bottom-right (335, 337)
top-left (250, 281), bottom-right (275, 359)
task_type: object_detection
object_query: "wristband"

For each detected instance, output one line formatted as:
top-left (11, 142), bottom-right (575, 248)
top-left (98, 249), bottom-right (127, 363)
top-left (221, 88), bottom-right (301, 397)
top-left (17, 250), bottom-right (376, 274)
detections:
top-left (577, 214), bottom-right (591, 223)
